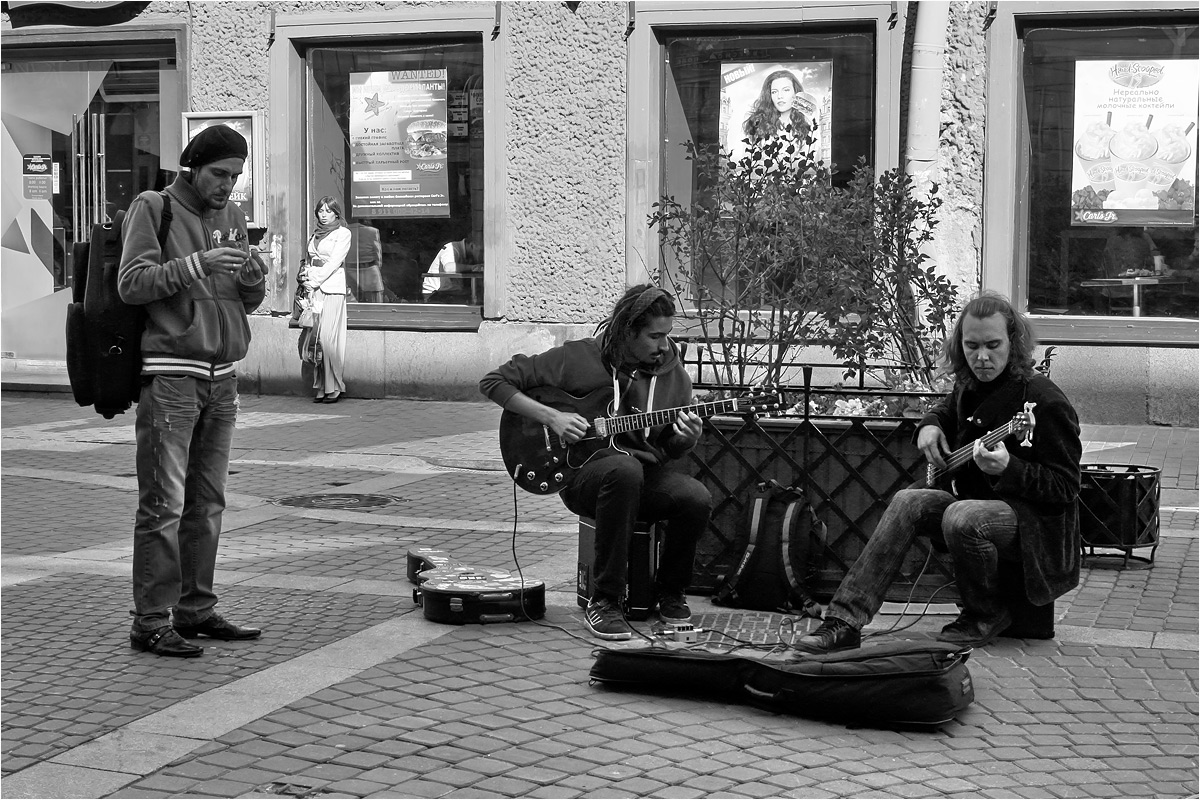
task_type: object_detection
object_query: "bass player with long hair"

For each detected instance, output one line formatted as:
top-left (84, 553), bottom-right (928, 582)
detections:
top-left (480, 284), bottom-right (712, 641)
top-left (796, 292), bottom-right (1082, 652)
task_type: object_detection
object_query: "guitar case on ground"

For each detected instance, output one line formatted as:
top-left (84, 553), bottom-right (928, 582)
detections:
top-left (415, 571), bottom-right (546, 625)
top-left (590, 640), bottom-right (974, 729)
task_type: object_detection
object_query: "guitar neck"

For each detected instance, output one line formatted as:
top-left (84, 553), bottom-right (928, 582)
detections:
top-left (597, 397), bottom-right (744, 437)
top-left (931, 419), bottom-right (1019, 481)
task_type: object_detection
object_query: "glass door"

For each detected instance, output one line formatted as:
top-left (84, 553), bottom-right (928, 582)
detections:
top-left (3, 55), bottom-right (174, 291)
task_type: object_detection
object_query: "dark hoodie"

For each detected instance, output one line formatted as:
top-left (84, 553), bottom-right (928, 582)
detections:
top-left (479, 336), bottom-right (696, 464)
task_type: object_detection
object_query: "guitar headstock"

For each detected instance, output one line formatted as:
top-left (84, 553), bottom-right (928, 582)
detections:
top-left (1015, 401), bottom-right (1037, 446)
top-left (733, 387), bottom-right (784, 417)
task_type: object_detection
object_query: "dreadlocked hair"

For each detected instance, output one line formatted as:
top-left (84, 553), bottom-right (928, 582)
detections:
top-left (595, 284), bottom-right (676, 368)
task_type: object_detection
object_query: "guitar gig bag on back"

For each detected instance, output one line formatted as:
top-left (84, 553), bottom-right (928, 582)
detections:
top-left (66, 192), bottom-right (172, 419)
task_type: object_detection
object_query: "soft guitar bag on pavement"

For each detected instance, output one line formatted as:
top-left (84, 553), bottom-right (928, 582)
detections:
top-left (590, 640), bottom-right (975, 729)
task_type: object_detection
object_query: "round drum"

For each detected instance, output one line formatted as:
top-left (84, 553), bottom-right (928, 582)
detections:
top-left (1079, 464), bottom-right (1160, 565)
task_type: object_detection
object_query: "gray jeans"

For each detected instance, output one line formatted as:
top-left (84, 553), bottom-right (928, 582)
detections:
top-left (826, 488), bottom-right (1019, 629)
top-left (131, 375), bottom-right (237, 632)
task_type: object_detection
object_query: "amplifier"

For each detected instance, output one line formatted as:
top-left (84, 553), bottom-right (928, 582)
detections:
top-left (577, 517), bottom-right (660, 620)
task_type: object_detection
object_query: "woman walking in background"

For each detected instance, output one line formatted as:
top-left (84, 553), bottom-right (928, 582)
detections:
top-left (304, 196), bottom-right (350, 402)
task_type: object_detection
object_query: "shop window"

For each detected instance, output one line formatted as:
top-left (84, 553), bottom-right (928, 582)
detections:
top-left (1022, 22), bottom-right (1197, 320)
top-left (658, 27), bottom-right (876, 296)
top-left (307, 39), bottom-right (484, 308)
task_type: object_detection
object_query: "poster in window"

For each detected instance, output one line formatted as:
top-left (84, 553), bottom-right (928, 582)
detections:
top-left (182, 112), bottom-right (265, 227)
top-left (1070, 58), bottom-right (1197, 227)
top-left (349, 70), bottom-right (450, 218)
top-left (719, 61), bottom-right (833, 170)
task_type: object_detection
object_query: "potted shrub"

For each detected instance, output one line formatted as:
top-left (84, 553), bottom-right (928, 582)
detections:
top-left (650, 136), bottom-right (963, 600)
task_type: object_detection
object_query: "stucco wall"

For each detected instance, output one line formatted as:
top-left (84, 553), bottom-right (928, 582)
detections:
top-left (503, 2), bottom-right (628, 324)
top-left (938, 1), bottom-right (989, 293)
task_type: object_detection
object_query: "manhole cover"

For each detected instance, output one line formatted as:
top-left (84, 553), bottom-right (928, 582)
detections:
top-left (273, 493), bottom-right (399, 509)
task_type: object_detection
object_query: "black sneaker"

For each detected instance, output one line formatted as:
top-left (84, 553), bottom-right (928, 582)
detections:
top-left (585, 597), bottom-right (633, 641)
top-left (793, 617), bottom-right (861, 654)
top-left (656, 593), bottom-right (692, 622)
top-left (937, 610), bottom-right (1012, 648)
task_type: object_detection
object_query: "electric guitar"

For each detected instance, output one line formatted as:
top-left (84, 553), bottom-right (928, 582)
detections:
top-left (918, 402), bottom-right (1037, 492)
top-left (500, 386), bottom-right (782, 495)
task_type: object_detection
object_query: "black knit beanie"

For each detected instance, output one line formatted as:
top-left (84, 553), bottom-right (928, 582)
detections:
top-left (180, 125), bottom-right (248, 168)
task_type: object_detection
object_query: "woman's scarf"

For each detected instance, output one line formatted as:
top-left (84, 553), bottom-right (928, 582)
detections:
top-left (311, 214), bottom-right (344, 246)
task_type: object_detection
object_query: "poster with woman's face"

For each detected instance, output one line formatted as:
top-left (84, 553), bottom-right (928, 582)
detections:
top-left (719, 61), bottom-right (833, 168)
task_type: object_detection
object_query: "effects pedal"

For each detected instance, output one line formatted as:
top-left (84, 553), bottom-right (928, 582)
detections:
top-left (668, 622), bottom-right (699, 643)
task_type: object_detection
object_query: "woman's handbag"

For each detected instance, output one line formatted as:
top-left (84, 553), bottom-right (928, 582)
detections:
top-left (299, 323), bottom-right (323, 366)
top-left (292, 263), bottom-right (313, 325)
top-left (296, 297), bottom-right (314, 328)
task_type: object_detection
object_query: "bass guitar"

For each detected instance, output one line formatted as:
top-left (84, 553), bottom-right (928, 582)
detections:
top-left (918, 402), bottom-right (1037, 492)
top-left (500, 386), bottom-right (782, 494)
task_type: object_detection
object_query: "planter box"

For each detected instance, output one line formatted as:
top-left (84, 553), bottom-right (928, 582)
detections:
top-left (685, 415), bottom-right (959, 604)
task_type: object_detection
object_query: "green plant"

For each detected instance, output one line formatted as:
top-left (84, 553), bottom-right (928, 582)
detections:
top-left (650, 137), bottom-right (960, 404)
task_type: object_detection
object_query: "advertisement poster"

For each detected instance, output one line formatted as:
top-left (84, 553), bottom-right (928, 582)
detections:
top-left (719, 61), bottom-right (833, 170)
top-left (350, 70), bottom-right (449, 218)
top-left (183, 115), bottom-right (259, 225)
top-left (1070, 58), bottom-right (1197, 226)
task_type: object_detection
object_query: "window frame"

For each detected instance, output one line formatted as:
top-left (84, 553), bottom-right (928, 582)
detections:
top-left (269, 8), bottom-right (505, 330)
top-left (625, 1), bottom-right (906, 285)
top-left (983, 0), bottom-right (1198, 346)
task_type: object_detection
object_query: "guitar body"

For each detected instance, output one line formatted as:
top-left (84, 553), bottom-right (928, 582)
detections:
top-left (499, 386), bottom-right (616, 495)
top-left (499, 385), bottom-right (782, 495)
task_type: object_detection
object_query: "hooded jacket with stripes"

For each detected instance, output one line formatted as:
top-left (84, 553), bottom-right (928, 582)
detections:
top-left (117, 174), bottom-right (265, 380)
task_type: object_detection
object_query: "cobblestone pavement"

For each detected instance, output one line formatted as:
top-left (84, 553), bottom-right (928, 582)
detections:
top-left (1, 392), bottom-right (1196, 799)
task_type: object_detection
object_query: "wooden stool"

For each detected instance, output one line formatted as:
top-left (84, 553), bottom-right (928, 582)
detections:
top-left (577, 517), bottom-right (659, 621)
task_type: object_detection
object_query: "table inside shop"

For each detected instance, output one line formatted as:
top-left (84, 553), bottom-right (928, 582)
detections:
top-left (422, 270), bottom-right (484, 304)
top-left (1078, 276), bottom-right (1188, 317)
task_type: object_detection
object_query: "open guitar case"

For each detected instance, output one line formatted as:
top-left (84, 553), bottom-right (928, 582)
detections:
top-left (590, 640), bottom-right (975, 729)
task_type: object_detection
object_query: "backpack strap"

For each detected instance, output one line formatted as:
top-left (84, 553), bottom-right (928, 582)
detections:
top-left (713, 481), bottom-right (773, 606)
top-left (779, 486), bottom-right (824, 619)
top-left (157, 191), bottom-right (173, 249)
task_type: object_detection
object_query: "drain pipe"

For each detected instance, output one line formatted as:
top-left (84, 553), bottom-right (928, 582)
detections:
top-left (905, 1), bottom-right (950, 177)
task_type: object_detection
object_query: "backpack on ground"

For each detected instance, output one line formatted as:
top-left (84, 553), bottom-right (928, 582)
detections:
top-left (712, 479), bottom-right (824, 618)
top-left (66, 192), bottom-right (172, 419)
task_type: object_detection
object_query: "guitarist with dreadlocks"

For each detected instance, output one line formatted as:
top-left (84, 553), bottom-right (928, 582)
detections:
top-left (797, 292), bottom-right (1082, 653)
top-left (480, 284), bottom-right (712, 640)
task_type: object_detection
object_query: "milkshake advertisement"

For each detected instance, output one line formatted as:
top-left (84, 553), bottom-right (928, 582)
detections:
top-left (349, 70), bottom-right (449, 218)
top-left (718, 61), bottom-right (833, 170)
top-left (1070, 58), bottom-right (1197, 227)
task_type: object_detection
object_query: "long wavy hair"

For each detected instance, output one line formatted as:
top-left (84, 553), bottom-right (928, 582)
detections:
top-left (742, 70), bottom-right (811, 142)
top-left (595, 284), bottom-right (677, 368)
top-left (942, 292), bottom-right (1038, 386)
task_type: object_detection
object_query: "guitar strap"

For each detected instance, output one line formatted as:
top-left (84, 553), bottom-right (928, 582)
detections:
top-left (960, 377), bottom-right (1027, 445)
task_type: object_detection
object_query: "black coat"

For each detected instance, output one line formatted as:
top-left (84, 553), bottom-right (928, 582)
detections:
top-left (920, 372), bottom-right (1082, 605)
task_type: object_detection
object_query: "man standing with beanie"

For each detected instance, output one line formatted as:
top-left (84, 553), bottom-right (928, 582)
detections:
top-left (118, 125), bottom-right (266, 657)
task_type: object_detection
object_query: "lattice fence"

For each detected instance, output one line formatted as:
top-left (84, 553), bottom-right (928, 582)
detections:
top-left (685, 415), bottom-right (960, 603)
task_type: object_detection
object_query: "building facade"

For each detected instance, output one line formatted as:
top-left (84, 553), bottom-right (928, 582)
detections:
top-left (2, 0), bottom-right (1196, 424)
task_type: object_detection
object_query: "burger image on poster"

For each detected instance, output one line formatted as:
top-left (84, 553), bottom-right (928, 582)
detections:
top-left (404, 119), bottom-right (447, 159)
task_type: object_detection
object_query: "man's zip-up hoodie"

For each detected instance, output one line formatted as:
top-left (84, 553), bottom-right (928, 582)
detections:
top-left (118, 174), bottom-right (265, 380)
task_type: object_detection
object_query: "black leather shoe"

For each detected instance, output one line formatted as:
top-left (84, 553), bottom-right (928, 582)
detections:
top-left (130, 626), bottom-right (204, 658)
top-left (794, 618), bottom-right (861, 654)
top-left (174, 612), bottom-right (262, 641)
top-left (937, 610), bottom-right (1012, 647)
